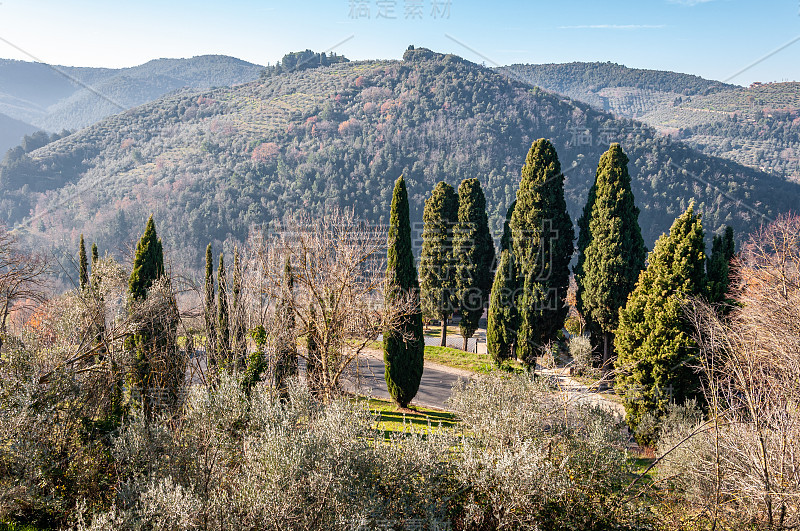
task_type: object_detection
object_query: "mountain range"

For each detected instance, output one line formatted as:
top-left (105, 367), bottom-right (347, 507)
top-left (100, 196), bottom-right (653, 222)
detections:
top-left (2, 47), bottom-right (798, 272)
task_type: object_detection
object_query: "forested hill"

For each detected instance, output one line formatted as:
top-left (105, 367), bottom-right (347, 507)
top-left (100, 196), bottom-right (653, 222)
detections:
top-left (0, 55), bottom-right (264, 132)
top-left (3, 47), bottom-right (798, 268)
top-left (501, 62), bottom-right (800, 182)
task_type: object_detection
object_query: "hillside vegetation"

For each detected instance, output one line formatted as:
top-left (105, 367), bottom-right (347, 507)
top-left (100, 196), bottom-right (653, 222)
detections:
top-left (501, 62), bottom-right (799, 181)
top-left (2, 47), bottom-right (798, 268)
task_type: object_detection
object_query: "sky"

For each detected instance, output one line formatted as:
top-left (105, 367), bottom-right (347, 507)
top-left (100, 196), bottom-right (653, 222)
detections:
top-left (0, 0), bottom-right (798, 85)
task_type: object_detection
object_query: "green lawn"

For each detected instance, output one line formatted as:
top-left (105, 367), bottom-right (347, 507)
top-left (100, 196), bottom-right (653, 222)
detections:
top-left (424, 345), bottom-right (525, 375)
top-left (355, 397), bottom-right (460, 438)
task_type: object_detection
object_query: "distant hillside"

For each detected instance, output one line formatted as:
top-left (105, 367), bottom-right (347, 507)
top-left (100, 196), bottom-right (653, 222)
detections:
top-left (3, 47), bottom-right (797, 269)
top-left (500, 62), bottom-right (799, 182)
top-left (0, 112), bottom-right (38, 156)
top-left (0, 55), bottom-right (264, 132)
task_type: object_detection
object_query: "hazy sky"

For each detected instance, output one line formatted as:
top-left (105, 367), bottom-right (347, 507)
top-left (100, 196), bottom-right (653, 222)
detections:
top-left (0, 0), bottom-right (798, 85)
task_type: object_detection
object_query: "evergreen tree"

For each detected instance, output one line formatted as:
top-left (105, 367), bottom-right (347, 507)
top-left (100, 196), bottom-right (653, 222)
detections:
top-left (275, 256), bottom-right (297, 395)
top-left (217, 252), bottom-right (230, 366)
top-left (91, 242), bottom-right (99, 266)
top-left (127, 215), bottom-right (175, 418)
top-left (383, 176), bottom-right (424, 409)
top-left (510, 139), bottom-right (574, 365)
top-left (78, 234), bottom-right (89, 291)
top-left (486, 249), bottom-right (518, 364)
top-left (707, 226), bottom-right (735, 304)
top-left (454, 178), bottom-right (496, 350)
top-left (419, 181), bottom-right (458, 346)
top-left (203, 244), bottom-right (217, 363)
top-left (615, 205), bottom-right (707, 438)
top-left (231, 247), bottom-right (246, 366)
top-left (573, 171), bottom-right (602, 357)
top-left (579, 144), bottom-right (647, 368)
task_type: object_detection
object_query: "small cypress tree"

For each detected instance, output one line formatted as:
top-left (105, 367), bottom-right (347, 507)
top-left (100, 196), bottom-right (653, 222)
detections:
top-left (242, 325), bottom-right (268, 396)
top-left (78, 234), bottom-right (89, 291)
top-left (707, 226), bottom-right (735, 304)
top-left (217, 252), bottom-right (230, 366)
top-left (579, 144), bottom-right (647, 368)
top-left (420, 181), bottom-right (459, 346)
top-left (127, 215), bottom-right (172, 418)
top-left (203, 244), bottom-right (217, 363)
top-left (486, 249), bottom-right (518, 364)
top-left (91, 242), bottom-right (99, 266)
top-left (275, 256), bottom-right (297, 395)
top-left (454, 178), bottom-right (496, 350)
top-left (510, 139), bottom-right (574, 365)
top-left (231, 247), bottom-right (246, 366)
top-left (615, 205), bottom-right (707, 439)
top-left (383, 176), bottom-right (424, 409)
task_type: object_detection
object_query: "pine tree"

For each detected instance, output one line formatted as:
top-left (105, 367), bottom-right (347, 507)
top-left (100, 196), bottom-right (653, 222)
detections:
top-left (275, 256), bottom-right (297, 395)
top-left (487, 249), bottom-right (518, 364)
top-left (203, 244), bottom-right (217, 363)
top-left (79, 234), bottom-right (89, 291)
top-left (615, 205), bottom-right (707, 438)
top-left (217, 252), bottom-right (230, 366)
top-left (231, 247), bottom-right (246, 366)
top-left (510, 139), bottom-right (574, 365)
top-left (383, 176), bottom-right (424, 409)
top-left (419, 181), bottom-right (458, 346)
top-left (579, 144), bottom-right (647, 368)
top-left (454, 178), bottom-right (496, 350)
top-left (707, 226), bottom-right (735, 304)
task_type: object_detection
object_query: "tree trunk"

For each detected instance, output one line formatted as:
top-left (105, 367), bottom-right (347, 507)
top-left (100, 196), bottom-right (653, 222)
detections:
top-left (463, 336), bottom-right (468, 351)
top-left (603, 332), bottom-right (610, 371)
top-left (440, 317), bottom-right (448, 347)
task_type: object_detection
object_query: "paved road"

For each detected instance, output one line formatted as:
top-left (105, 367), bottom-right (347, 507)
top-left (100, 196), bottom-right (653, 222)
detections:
top-left (343, 349), bottom-right (474, 410)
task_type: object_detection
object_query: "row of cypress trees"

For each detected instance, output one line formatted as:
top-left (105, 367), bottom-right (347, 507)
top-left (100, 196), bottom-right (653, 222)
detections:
top-left (203, 244), bottom-right (247, 370)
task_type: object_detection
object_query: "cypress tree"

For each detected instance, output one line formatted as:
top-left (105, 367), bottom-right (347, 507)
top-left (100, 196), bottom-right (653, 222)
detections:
top-left (615, 205), bottom-right (707, 437)
top-left (573, 171), bottom-right (602, 358)
top-left (454, 178), bottom-right (496, 350)
top-left (383, 176), bottom-right (424, 409)
top-left (203, 244), bottom-right (217, 363)
top-left (275, 256), bottom-right (297, 395)
top-left (486, 249), bottom-right (518, 364)
top-left (217, 252), bottom-right (230, 366)
top-left (579, 144), bottom-right (647, 369)
top-left (231, 247), bottom-right (246, 366)
top-left (707, 226), bottom-right (735, 304)
top-left (127, 215), bottom-right (170, 418)
top-left (510, 139), bottom-right (574, 365)
top-left (419, 181), bottom-right (458, 346)
top-left (79, 234), bottom-right (89, 291)
top-left (91, 242), bottom-right (99, 266)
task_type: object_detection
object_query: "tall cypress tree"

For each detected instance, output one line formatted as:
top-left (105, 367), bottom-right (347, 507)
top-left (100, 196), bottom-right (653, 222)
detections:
top-left (203, 244), bottom-right (217, 363)
top-left (127, 215), bottom-right (170, 418)
top-left (231, 247), bottom-right (246, 366)
top-left (615, 204), bottom-right (707, 436)
top-left (579, 144), bottom-right (646, 368)
top-left (707, 226), bottom-right (735, 304)
top-left (275, 256), bottom-right (297, 395)
top-left (454, 178), bottom-right (496, 350)
top-left (78, 234), bottom-right (89, 291)
top-left (383, 176), bottom-right (424, 409)
top-left (217, 252), bottom-right (230, 366)
top-left (510, 139), bottom-right (574, 365)
top-left (486, 249), bottom-right (518, 364)
top-left (420, 181), bottom-right (458, 346)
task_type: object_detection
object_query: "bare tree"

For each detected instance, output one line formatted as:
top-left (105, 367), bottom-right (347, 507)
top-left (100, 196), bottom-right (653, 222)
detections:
top-left (678, 215), bottom-right (800, 528)
top-left (0, 228), bottom-right (49, 355)
top-left (247, 208), bottom-right (418, 403)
